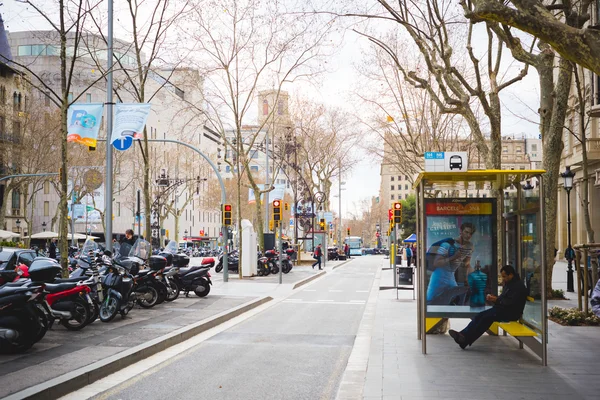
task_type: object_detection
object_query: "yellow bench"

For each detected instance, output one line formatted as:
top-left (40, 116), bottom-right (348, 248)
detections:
top-left (490, 320), bottom-right (541, 357)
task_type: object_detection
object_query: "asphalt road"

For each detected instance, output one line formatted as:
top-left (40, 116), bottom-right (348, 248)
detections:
top-left (93, 256), bottom-right (380, 400)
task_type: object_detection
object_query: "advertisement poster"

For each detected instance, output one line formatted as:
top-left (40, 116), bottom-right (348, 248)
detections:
top-left (110, 103), bottom-right (151, 144)
top-left (66, 103), bottom-right (104, 147)
top-left (424, 198), bottom-right (497, 307)
top-left (248, 184), bottom-right (286, 204)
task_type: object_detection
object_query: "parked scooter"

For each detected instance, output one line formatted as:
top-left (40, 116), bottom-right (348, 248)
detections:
top-left (161, 241), bottom-right (212, 298)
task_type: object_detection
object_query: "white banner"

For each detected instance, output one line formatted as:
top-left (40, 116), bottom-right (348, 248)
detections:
top-left (67, 103), bottom-right (104, 147)
top-left (248, 184), bottom-right (286, 204)
top-left (110, 103), bottom-right (152, 144)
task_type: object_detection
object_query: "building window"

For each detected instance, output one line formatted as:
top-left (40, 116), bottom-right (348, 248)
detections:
top-left (398, 176), bottom-right (402, 180)
top-left (391, 176), bottom-right (394, 182)
top-left (391, 185), bottom-right (395, 190)
top-left (13, 121), bottom-right (21, 138)
top-left (502, 146), bottom-right (508, 153)
top-left (405, 175), bottom-right (408, 180)
top-left (502, 155), bottom-right (508, 161)
top-left (86, 93), bottom-right (92, 103)
top-left (13, 92), bottom-right (18, 111)
top-left (531, 144), bottom-right (538, 152)
top-left (44, 201), bottom-right (49, 216)
top-left (405, 184), bottom-right (408, 190)
top-left (516, 147), bottom-right (522, 153)
top-left (116, 202), bottom-right (121, 217)
top-left (391, 194), bottom-right (394, 200)
top-left (225, 165), bottom-right (231, 173)
top-left (11, 190), bottom-right (20, 209)
top-left (398, 194), bottom-right (402, 200)
top-left (263, 99), bottom-right (269, 115)
top-left (250, 166), bottom-right (259, 172)
top-left (520, 166), bottom-right (526, 170)
top-left (44, 181), bottom-right (50, 194)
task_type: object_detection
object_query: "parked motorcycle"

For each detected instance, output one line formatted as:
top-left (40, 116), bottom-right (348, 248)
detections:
top-left (215, 251), bottom-right (239, 273)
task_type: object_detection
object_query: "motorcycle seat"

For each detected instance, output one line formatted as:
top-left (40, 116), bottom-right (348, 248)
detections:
top-left (136, 270), bottom-right (151, 277)
top-left (0, 284), bottom-right (36, 297)
top-left (54, 276), bottom-right (85, 283)
top-left (1, 280), bottom-right (31, 288)
top-left (44, 282), bottom-right (79, 293)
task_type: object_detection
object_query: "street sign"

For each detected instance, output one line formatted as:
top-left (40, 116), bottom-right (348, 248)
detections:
top-left (424, 151), bottom-right (468, 172)
top-left (113, 136), bottom-right (133, 151)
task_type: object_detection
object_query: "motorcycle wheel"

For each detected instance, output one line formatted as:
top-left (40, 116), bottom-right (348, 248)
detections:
top-left (99, 295), bottom-right (120, 322)
top-left (154, 281), bottom-right (168, 305)
top-left (270, 263), bottom-right (279, 275)
top-left (60, 297), bottom-right (91, 331)
top-left (194, 280), bottom-right (211, 297)
top-left (87, 303), bottom-right (99, 325)
top-left (165, 278), bottom-right (181, 302)
top-left (137, 285), bottom-right (159, 308)
top-left (282, 263), bottom-right (291, 274)
top-left (215, 263), bottom-right (223, 273)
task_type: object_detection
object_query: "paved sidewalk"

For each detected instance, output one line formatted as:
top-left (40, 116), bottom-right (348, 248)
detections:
top-left (0, 295), bottom-right (255, 398)
top-left (340, 260), bottom-right (600, 400)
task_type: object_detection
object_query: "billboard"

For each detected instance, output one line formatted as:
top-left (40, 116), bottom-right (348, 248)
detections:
top-left (424, 198), bottom-right (497, 307)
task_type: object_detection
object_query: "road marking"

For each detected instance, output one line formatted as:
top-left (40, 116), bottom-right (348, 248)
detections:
top-left (329, 289), bottom-right (343, 292)
top-left (349, 300), bottom-right (366, 303)
top-left (318, 299), bottom-right (334, 302)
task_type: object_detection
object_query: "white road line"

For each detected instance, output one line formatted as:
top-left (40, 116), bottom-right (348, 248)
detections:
top-left (349, 300), bottom-right (366, 303)
top-left (318, 299), bottom-right (334, 302)
top-left (329, 289), bottom-right (343, 292)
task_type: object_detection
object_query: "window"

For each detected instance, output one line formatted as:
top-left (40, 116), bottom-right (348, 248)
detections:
top-left (391, 185), bottom-right (395, 190)
top-left (520, 166), bottom-right (526, 170)
top-left (405, 175), bottom-right (408, 180)
top-left (18, 45), bottom-right (32, 56)
top-left (86, 93), bottom-right (92, 103)
top-left (44, 181), bottom-right (49, 194)
top-left (503, 146), bottom-right (508, 153)
top-left (398, 194), bottom-right (402, 200)
top-left (502, 155), bottom-right (508, 161)
top-left (405, 184), bottom-right (408, 190)
top-left (516, 146), bottom-right (522, 153)
top-left (531, 144), bottom-right (538, 152)
top-left (13, 121), bottom-right (21, 138)
top-left (391, 176), bottom-right (394, 182)
top-left (116, 202), bottom-right (121, 217)
top-left (398, 176), bottom-right (402, 180)
top-left (251, 151), bottom-right (259, 159)
top-left (44, 201), bottom-right (49, 216)
top-left (225, 165), bottom-right (231, 173)
top-left (250, 166), bottom-right (259, 172)
top-left (391, 194), bottom-right (395, 200)
top-left (13, 92), bottom-right (18, 111)
top-left (11, 190), bottom-right (20, 209)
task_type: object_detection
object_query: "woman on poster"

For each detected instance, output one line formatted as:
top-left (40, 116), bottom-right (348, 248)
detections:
top-left (426, 222), bottom-right (475, 305)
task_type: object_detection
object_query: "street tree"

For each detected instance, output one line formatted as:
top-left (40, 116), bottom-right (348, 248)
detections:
top-left (183, 0), bottom-right (337, 252)
top-left (461, 0), bottom-right (600, 75)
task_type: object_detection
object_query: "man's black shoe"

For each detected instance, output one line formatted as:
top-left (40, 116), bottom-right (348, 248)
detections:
top-left (449, 329), bottom-right (468, 349)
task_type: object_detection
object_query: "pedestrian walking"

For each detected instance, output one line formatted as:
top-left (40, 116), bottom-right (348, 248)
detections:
top-left (49, 238), bottom-right (57, 260)
top-left (344, 243), bottom-right (350, 259)
top-left (412, 244), bottom-right (418, 267)
top-left (405, 244), bottom-right (413, 266)
top-left (312, 244), bottom-right (323, 270)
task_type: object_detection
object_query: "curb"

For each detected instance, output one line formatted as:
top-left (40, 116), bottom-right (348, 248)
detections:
top-left (293, 270), bottom-right (326, 289)
top-left (6, 296), bottom-right (272, 400)
top-left (332, 259), bottom-right (352, 270)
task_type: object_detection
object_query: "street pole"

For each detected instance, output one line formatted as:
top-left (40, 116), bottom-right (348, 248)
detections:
top-left (279, 221), bottom-right (283, 284)
top-left (104, 0), bottom-right (114, 252)
top-left (136, 189), bottom-right (141, 238)
top-left (70, 191), bottom-right (75, 246)
top-left (566, 187), bottom-right (574, 292)
top-left (265, 132), bottom-right (269, 233)
top-left (338, 164), bottom-right (342, 249)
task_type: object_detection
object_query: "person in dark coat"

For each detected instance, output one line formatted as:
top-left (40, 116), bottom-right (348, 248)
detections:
top-left (312, 244), bottom-right (323, 270)
top-left (449, 265), bottom-right (528, 349)
top-left (120, 229), bottom-right (136, 247)
top-left (48, 238), bottom-right (57, 260)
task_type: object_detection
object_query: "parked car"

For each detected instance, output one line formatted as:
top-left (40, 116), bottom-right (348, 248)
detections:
top-left (0, 248), bottom-right (39, 271)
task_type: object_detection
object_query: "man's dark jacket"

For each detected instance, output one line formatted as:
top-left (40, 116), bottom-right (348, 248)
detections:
top-left (494, 274), bottom-right (528, 321)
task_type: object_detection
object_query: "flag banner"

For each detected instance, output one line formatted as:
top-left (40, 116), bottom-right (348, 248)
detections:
top-left (248, 184), bottom-right (286, 204)
top-left (67, 103), bottom-right (104, 147)
top-left (110, 103), bottom-right (152, 144)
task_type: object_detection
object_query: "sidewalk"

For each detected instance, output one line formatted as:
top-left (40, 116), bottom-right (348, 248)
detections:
top-left (339, 260), bottom-right (600, 400)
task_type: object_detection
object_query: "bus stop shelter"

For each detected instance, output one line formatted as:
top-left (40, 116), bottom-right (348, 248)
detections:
top-left (414, 170), bottom-right (548, 365)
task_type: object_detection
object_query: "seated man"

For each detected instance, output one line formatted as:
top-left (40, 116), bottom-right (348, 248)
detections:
top-left (449, 265), bottom-right (528, 349)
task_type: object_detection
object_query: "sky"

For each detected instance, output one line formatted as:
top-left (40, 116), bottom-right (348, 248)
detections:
top-left (0, 1), bottom-right (541, 219)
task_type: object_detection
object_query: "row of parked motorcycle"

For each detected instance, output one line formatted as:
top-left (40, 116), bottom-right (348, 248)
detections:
top-left (214, 248), bottom-right (296, 276)
top-left (0, 239), bottom-right (214, 354)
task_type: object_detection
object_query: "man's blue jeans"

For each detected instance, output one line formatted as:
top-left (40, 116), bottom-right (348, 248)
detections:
top-left (312, 256), bottom-right (321, 268)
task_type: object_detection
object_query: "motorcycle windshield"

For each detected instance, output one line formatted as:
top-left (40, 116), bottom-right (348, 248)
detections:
top-left (113, 242), bottom-right (131, 261)
top-left (81, 239), bottom-right (99, 262)
top-left (129, 239), bottom-right (151, 261)
top-left (164, 240), bottom-right (179, 255)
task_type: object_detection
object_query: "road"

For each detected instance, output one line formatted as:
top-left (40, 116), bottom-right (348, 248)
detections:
top-left (91, 256), bottom-right (380, 400)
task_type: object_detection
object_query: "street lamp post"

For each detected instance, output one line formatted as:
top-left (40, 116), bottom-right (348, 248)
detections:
top-left (561, 166), bottom-right (576, 292)
top-left (42, 222), bottom-right (47, 232)
top-left (15, 218), bottom-right (21, 238)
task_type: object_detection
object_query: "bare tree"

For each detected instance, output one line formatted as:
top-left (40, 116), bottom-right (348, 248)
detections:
top-left (462, 0), bottom-right (600, 74)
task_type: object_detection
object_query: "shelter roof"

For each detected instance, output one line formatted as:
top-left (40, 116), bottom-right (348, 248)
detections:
top-left (414, 170), bottom-right (546, 191)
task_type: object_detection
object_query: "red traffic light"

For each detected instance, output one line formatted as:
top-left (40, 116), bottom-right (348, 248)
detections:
top-left (394, 202), bottom-right (402, 210)
top-left (273, 200), bottom-right (281, 207)
top-left (224, 204), bottom-right (232, 212)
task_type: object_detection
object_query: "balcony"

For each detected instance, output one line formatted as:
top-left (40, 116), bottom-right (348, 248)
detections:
top-left (0, 132), bottom-right (21, 144)
top-left (565, 138), bottom-right (600, 166)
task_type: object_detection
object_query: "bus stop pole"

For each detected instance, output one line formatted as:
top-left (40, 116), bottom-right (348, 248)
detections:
top-left (393, 223), bottom-right (398, 288)
top-left (539, 176), bottom-right (548, 366)
top-left (420, 181), bottom-right (427, 354)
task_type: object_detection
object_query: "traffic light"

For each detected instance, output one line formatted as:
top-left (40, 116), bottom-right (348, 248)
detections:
top-left (222, 204), bottom-right (232, 225)
top-left (269, 220), bottom-right (274, 230)
top-left (347, 228), bottom-right (350, 236)
top-left (393, 202), bottom-right (402, 224)
top-left (273, 200), bottom-right (282, 221)
top-left (319, 218), bottom-right (325, 230)
top-left (284, 202), bottom-right (289, 211)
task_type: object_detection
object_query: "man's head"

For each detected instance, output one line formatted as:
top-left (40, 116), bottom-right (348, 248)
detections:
top-left (459, 223), bottom-right (476, 242)
top-left (125, 229), bottom-right (134, 239)
top-left (500, 265), bottom-right (516, 285)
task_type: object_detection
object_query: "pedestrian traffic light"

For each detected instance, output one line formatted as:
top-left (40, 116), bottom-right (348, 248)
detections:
top-left (393, 202), bottom-right (402, 224)
top-left (221, 204), bottom-right (232, 226)
top-left (319, 218), bottom-right (325, 230)
top-left (284, 202), bottom-right (289, 211)
top-left (273, 200), bottom-right (282, 221)
top-left (347, 228), bottom-right (350, 236)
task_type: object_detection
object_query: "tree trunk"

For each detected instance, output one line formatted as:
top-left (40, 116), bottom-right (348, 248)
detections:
top-left (0, 181), bottom-right (13, 230)
top-left (143, 127), bottom-right (152, 245)
top-left (543, 58), bottom-right (573, 294)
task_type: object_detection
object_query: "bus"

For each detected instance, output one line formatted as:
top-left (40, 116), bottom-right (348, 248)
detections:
top-left (344, 236), bottom-right (364, 256)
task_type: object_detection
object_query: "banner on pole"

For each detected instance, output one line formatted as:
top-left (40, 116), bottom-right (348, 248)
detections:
top-left (248, 184), bottom-right (286, 204)
top-left (110, 103), bottom-right (152, 145)
top-left (67, 103), bottom-right (104, 147)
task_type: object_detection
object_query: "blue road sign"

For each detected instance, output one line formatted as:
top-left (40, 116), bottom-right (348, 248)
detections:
top-left (113, 136), bottom-right (133, 151)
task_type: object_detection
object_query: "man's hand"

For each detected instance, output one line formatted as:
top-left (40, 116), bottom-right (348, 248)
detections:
top-left (486, 294), bottom-right (498, 303)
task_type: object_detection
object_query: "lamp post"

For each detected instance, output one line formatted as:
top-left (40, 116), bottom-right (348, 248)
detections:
top-left (15, 218), bottom-right (21, 234)
top-left (42, 222), bottom-right (47, 232)
top-left (561, 166), bottom-right (575, 292)
top-left (522, 180), bottom-right (534, 199)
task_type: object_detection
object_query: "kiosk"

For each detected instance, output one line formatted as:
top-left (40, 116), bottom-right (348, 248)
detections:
top-left (414, 170), bottom-right (548, 366)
